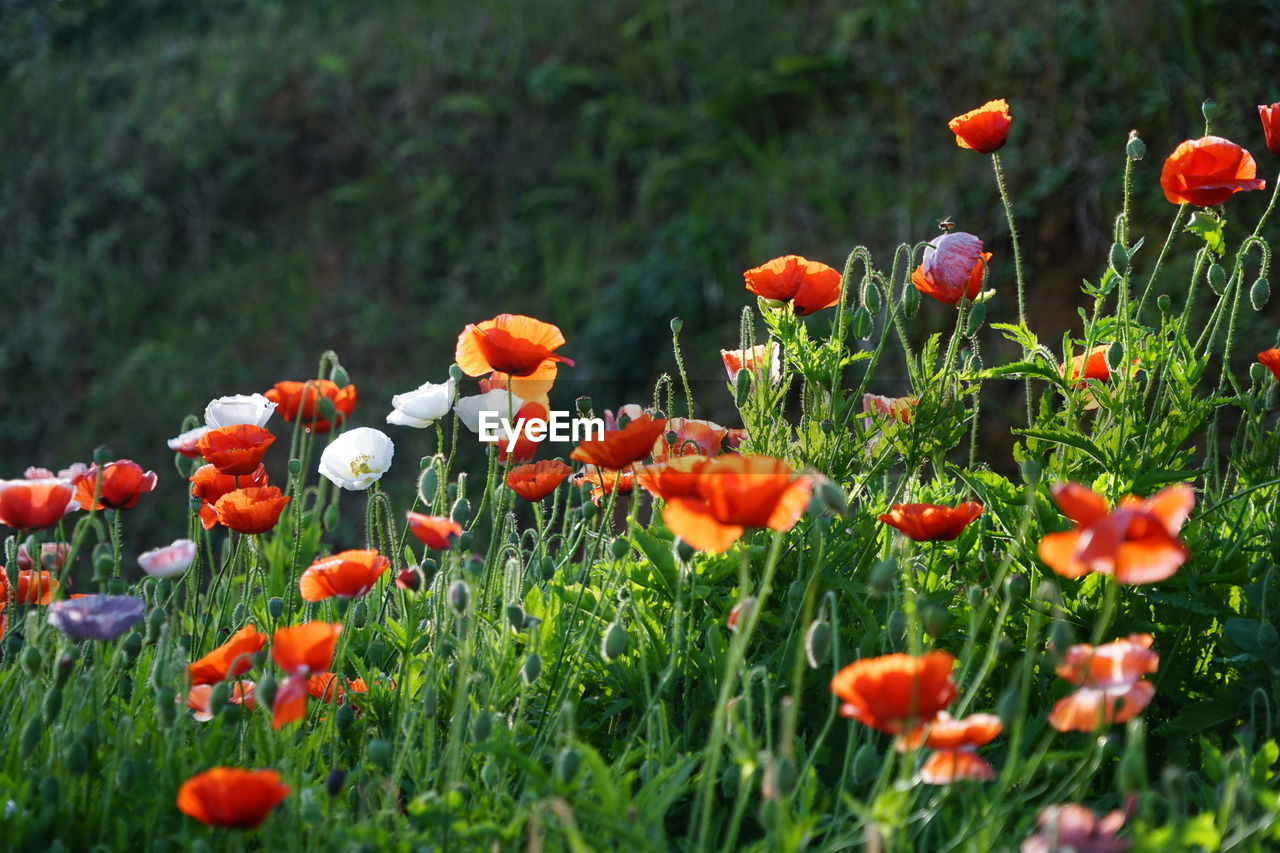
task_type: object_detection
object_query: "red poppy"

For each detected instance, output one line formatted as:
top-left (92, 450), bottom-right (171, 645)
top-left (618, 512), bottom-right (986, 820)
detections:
top-left (186, 681), bottom-right (257, 722)
top-left (299, 550), bottom-right (390, 601)
top-left (3, 570), bottom-right (60, 605)
top-left (896, 711), bottom-right (1002, 784)
top-left (574, 466), bottom-right (635, 502)
top-left (830, 651), bottom-right (958, 734)
top-left (272, 622), bottom-right (341, 677)
top-left (73, 460), bottom-right (158, 511)
top-left (209, 487), bottom-right (291, 535)
top-left (1258, 349), bottom-right (1280, 381)
top-left (637, 456), bottom-right (709, 502)
top-left (1048, 634), bottom-right (1158, 733)
top-left (1160, 136), bottom-right (1266, 206)
top-left (661, 454), bottom-right (812, 553)
top-left (570, 414), bottom-right (668, 470)
top-left (912, 232), bottom-right (992, 305)
top-left (493, 401), bottom-right (549, 464)
top-left (1038, 483), bottom-right (1193, 584)
top-left (0, 478), bottom-right (78, 530)
top-left (176, 767), bottom-right (290, 829)
top-left (863, 394), bottom-right (915, 424)
top-left (947, 99), bottom-right (1011, 153)
top-left (507, 459), bottom-right (573, 502)
top-left (651, 418), bottom-right (728, 462)
top-left (1261, 103), bottom-right (1280, 156)
top-left (455, 314), bottom-right (574, 380)
top-left (406, 513), bottom-right (462, 550)
top-left (306, 672), bottom-right (368, 704)
top-left (879, 501), bottom-right (983, 541)
top-left (264, 380), bottom-right (357, 434)
top-left (1065, 345), bottom-right (1112, 387)
top-left (189, 624), bottom-right (267, 686)
top-left (743, 255), bottom-right (843, 316)
top-left (721, 343), bottom-right (781, 383)
top-left (1021, 803), bottom-right (1130, 853)
top-left (196, 426), bottom-right (276, 476)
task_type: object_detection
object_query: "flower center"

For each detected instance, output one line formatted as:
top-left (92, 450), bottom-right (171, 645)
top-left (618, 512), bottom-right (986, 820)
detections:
top-left (347, 454), bottom-right (375, 477)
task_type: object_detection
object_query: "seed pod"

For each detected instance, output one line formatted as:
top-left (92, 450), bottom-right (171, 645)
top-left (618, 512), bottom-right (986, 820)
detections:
top-left (964, 302), bottom-right (986, 336)
top-left (267, 597), bottom-right (285, 620)
top-left (670, 317), bottom-right (684, 334)
top-left (804, 620), bottom-right (831, 669)
top-left (207, 681), bottom-right (231, 717)
top-left (448, 580), bottom-right (469, 615)
top-left (504, 603), bottom-right (526, 633)
top-left (1118, 748), bottom-right (1146, 793)
top-left (580, 501), bottom-right (597, 521)
top-left (472, 711), bottom-right (493, 742)
top-left (367, 739), bottom-right (393, 769)
top-left (93, 445), bottom-right (112, 465)
top-left (556, 747), bottom-right (581, 784)
top-left (522, 652), bottom-right (542, 684)
top-left (20, 717), bottom-right (42, 757)
top-left (610, 538), bottom-right (630, 560)
top-left (448, 364), bottom-right (464, 382)
top-left (601, 622), bottom-right (628, 662)
top-left (43, 687), bottom-right (63, 718)
top-left (1048, 620), bottom-right (1075, 657)
top-left (852, 305), bottom-right (873, 339)
top-left (63, 741), bottom-right (88, 776)
top-left (996, 688), bottom-right (1020, 726)
top-left (1201, 98), bottom-right (1217, 124)
top-left (1207, 263), bottom-right (1226, 294)
top-left (903, 282), bottom-right (921, 319)
top-left (1020, 459), bottom-right (1041, 485)
top-left (1157, 294), bottom-right (1172, 313)
top-left (288, 458), bottom-right (302, 476)
top-left (323, 504), bottom-right (340, 531)
top-left (1251, 277), bottom-right (1270, 311)
top-left (1125, 132), bottom-right (1146, 161)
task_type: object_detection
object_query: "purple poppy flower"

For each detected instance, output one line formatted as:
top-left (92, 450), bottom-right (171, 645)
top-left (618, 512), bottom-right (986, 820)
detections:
top-left (47, 595), bottom-right (145, 641)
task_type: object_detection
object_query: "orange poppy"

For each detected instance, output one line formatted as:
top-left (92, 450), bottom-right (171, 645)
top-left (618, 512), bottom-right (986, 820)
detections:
top-left (1261, 103), bottom-right (1280, 156)
top-left (196, 426), bottom-right (276, 476)
top-left (1038, 483), bottom-right (1193, 584)
top-left (1022, 803), bottom-right (1128, 853)
top-left (299, 550), bottom-right (390, 601)
top-left (879, 501), bottom-right (983, 541)
top-left (455, 314), bottom-right (574, 379)
top-left (493, 401), bottom-right (549, 464)
top-left (73, 460), bottom-right (158, 511)
top-left (5, 570), bottom-right (60, 605)
top-left (191, 464), bottom-right (270, 530)
top-left (1258, 349), bottom-right (1280, 381)
top-left (570, 413), bottom-right (668, 470)
top-left (1159, 136), bottom-right (1266, 206)
top-left (186, 681), bottom-right (257, 722)
top-left (1065, 345), bottom-right (1112, 387)
top-left (661, 454), bottom-right (812, 553)
top-left (209, 487), bottom-right (291, 535)
top-left (863, 393), bottom-right (915, 424)
top-left (947, 99), bottom-right (1011, 153)
top-left (406, 513), bottom-right (462, 549)
top-left (272, 622), bottom-right (341, 677)
top-left (264, 380), bottom-right (357, 434)
top-left (919, 748), bottom-right (997, 784)
top-left (830, 651), bottom-right (958, 734)
top-left (1048, 634), bottom-right (1158, 732)
top-left (896, 711), bottom-right (1002, 784)
top-left (176, 767), bottom-right (290, 829)
top-left (0, 478), bottom-right (78, 530)
top-left (743, 255), bottom-right (843, 316)
top-left (651, 418), bottom-right (728, 462)
top-left (271, 675), bottom-right (310, 729)
top-left (912, 237), bottom-right (992, 305)
top-left (637, 456), bottom-right (709, 502)
top-left (574, 466), bottom-right (636, 502)
top-left (507, 459), bottom-right (573, 501)
top-left (306, 672), bottom-right (368, 704)
top-left (189, 624), bottom-right (267, 686)
top-left (721, 342), bottom-right (781, 383)
top-left (479, 373), bottom-right (553, 411)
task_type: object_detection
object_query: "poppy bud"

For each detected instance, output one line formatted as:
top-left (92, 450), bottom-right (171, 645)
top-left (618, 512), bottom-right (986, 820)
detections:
top-left (556, 747), bottom-right (581, 784)
top-left (506, 603), bottom-right (526, 632)
top-left (804, 620), bottom-right (831, 669)
top-left (155, 686), bottom-right (177, 726)
top-left (818, 479), bottom-right (848, 515)
top-left (145, 607), bottom-right (166, 643)
top-left (1251, 277), bottom-right (1270, 311)
top-left (903, 282), bottom-right (921, 319)
top-left (448, 579), bottom-right (469, 615)
top-left (1157, 294), bottom-right (1172, 314)
top-left (65, 741), bottom-right (88, 776)
top-left (869, 559), bottom-right (896, 596)
top-left (964, 302), bottom-right (986, 335)
top-left (209, 681), bottom-right (231, 716)
top-left (674, 539), bottom-right (695, 563)
top-left (580, 501), bottom-right (597, 521)
top-left (522, 652), bottom-right (542, 684)
top-left (576, 396), bottom-right (593, 416)
top-left (670, 317), bottom-right (683, 334)
top-left (1126, 131), bottom-right (1146, 161)
top-left (121, 632), bottom-right (143, 664)
top-left (43, 686), bottom-right (63, 718)
top-left (734, 368), bottom-right (752, 406)
top-left (323, 504), bottom-right (340, 531)
top-left (448, 364), bottom-right (464, 382)
top-left (287, 458), bottom-right (302, 476)
top-left (325, 768), bottom-right (347, 798)
top-left (20, 717), bottom-right (42, 758)
top-left (601, 621), bottom-right (628, 662)
top-left (93, 553), bottom-right (113, 581)
top-left (350, 600), bottom-right (368, 629)
top-left (336, 703), bottom-right (356, 733)
top-left (886, 610), bottom-right (906, 643)
top-left (863, 282), bottom-right (882, 314)
top-left (611, 538), bottom-right (630, 560)
top-left (264, 596), bottom-right (285, 620)
top-left (1251, 363), bottom-right (1271, 384)
top-left (331, 365), bottom-right (350, 387)
top-left (417, 468), bottom-right (438, 505)
top-left (786, 580), bottom-right (805, 611)
top-left (20, 645), bottom-right (41, 678)
top-left (457, 531), bottom-right (473, 551)
top-left (851, 743), bottom-right (879, 785)
top-left (93, 445), bottom-right (112, 465)
top-left (472, 710), bottom-right (493, 742)
top-left (921, 603), bottom-right (949, 638)
top-left (852, 305), bottom-right (873, 339)
top-left (1109, 242), bottom-right (1129, 273)
top-left (1207, 263), bottom-right (1226, 295)
top-left (1201, 98), bottom-right (1217, 126)
top-left (257, 673), bottom-right (278, 709)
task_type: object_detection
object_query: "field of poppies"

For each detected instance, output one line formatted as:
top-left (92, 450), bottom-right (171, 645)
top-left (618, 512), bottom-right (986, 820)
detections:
top-left (3, 97), bottom-right (1280, 851)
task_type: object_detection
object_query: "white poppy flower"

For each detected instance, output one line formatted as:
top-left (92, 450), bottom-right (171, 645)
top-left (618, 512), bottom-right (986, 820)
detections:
top-left (387, 379), bottom-right (457, 428)
top-left (454, 389), bottom-right (526, 435)
top-left (319, 427), bottom-right (395, 490)
top-left (138, 539), bottom-right (197, 579)
top-left (204, 393), bottom-right (277, 428)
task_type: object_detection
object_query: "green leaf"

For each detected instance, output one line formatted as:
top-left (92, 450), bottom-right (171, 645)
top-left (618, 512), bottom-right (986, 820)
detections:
top-left (1185, 211), bottom-right (1226, 255)
top-left (1014, 428), bottom-right (1110, 466)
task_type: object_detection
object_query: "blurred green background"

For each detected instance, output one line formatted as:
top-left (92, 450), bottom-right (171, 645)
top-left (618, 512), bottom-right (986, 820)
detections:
top-left (3, 0), bottom-right (1278, 545)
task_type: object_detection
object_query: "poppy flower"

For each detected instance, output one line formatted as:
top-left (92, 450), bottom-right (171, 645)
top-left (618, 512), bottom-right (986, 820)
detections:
top-left (507, 459), bottom-right (573, 502)
top-left (1261, 103), bottom-right (1280, 156)
top-left (209, 487), bottom-right (291, 535)
top-left (4, 570), bottom-right (60, 605)
top-left (863, 393), bottom-right (915, 424)
top-left (574, 466), bottom-right (636, 502)
top-left (204, 394), bottom-right (277, 429)
top-left (138, 539), bottom-right (197, 579)
top-left (493, 401), bottom-right (549, 464)
top-left (743, 255), bottom-right (843, 316)
top-left (1021, 803), bottom-right (1130, 853)
top-left (306, 672), bottom-right (368, 704)
top-left (1065, 345), bottom-right (1112, 387)
top-left (187, 681), bottom-right (257, 722)
top-left (721, 343), bottom-right (782, 383)
top-left (318, 427), bottom-right (395, 491)
top-left (73, 460), bottom-right (158, 511)
top-left (272, 622), bottom-right (341, 677)
top-left (0, 478), bottom-right (78, 530)
top-left (1258, 349), bottom-right (1280, 381)
top-left (191, 465), bottom-right (270, 530)
top-left (176, 767), bottom-right (290, 829)
top-left (386, 379), bottom-right (456, 428)
top-left (571, 414), bottom-right (668, 470)
top-left (271, 675), bottom-right (310, 729)
top-left (16, 542), bottom-right (71, 572)
top-left (661, 454), bottom-right (812, 553)
top-left (265, 380), bottom-right (357, 434)
top-left (47, 595), bottom-right (145, 640)
top-left (879, 501), bottom-right (983, 541)
top-left (652, 418), bottom-right (728, 462)
top-left (912, 233), bottom-right (991, 305)
top-left (948, 99), bottom-right (1011, 153)
top-left (479, 373), bottom-right (554, 411)
top-left (168, 426), bottom-right (213, 457)
top-left (637, 456), bottom-right (709, 502)
top-left (1159, 136), bottom-right (1265, 206)
top-left (299, 550), bottom-right (390, 601)
top-left (830, 651), bottom-right (959, 735)
top-left (195, 425), bottom-right (276, 476)
top-left (1038, 482), bottom-right (1194, 584)
top-left (1048, 634), bottom-right (1158, 732)
top-left (406, 513), bottom-right (462, 549)
top-left (897, 712), bottom-right (1002, 784)
top-left (455, 314), bottom-right (574, 379)
top-left (189, 624), bottom-right (268, 686)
